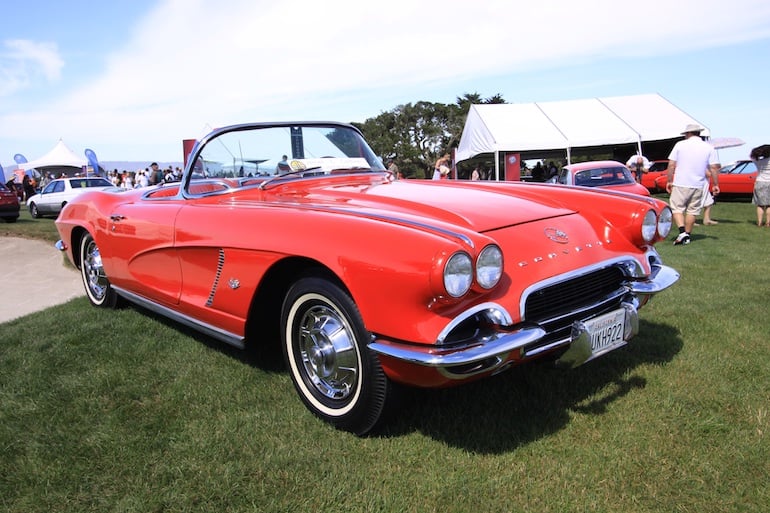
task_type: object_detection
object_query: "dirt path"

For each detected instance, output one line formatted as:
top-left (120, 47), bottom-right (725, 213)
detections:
top-left (1, 237), bottom-right (84, 323)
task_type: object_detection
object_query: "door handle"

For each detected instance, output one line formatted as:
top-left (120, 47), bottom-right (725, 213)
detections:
top-left (110, 214), bottom-right (125, 222)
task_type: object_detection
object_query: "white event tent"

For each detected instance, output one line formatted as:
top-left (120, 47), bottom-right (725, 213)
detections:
top-left (19, 139), bottom-right (87, 174)
top-left (455, 93), bottom-right (710, 178)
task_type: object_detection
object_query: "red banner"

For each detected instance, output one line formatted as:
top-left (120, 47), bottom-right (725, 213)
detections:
top-left (505, 153), bottom-right (521, 181)
top-left (183, 139), bottom-right (197, 167)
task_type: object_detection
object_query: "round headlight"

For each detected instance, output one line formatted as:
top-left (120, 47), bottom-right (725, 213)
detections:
top-left (657, 207), bottom-right (673, 238)
top-left (641, 209), bottom-right (657, 242)
top-left (444, 252), bottom-right (473, 297)
top-left (476, 245), bottom-right (503, 289)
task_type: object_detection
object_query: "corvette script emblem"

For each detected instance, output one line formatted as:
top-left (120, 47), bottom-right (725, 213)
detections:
top-left (544, 227), bottom-right (569, 244)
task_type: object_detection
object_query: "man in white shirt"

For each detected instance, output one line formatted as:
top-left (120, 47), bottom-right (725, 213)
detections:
top-left (666, 124), bottom-right (720, 245)
top-left (626, 153), bottom-right (650, 183)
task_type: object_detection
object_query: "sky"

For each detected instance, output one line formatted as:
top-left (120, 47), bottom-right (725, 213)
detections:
top-left (2, 0), bottom-right (770, 171)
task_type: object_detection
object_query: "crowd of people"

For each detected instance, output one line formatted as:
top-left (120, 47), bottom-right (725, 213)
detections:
top-left (4, 174), bottom-right (39, 201)
top-left (106, 162), bottom-right (183, 189)
top-left (5, 161), bottom-right (183, 201)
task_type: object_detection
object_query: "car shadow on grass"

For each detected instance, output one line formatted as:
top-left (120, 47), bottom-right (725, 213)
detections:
top-left (378, 319), bottom-right (682, 452)
top-left (128, 303), bottom-right (682, 450)
top-left (127, 303), bottom-right (288, 372)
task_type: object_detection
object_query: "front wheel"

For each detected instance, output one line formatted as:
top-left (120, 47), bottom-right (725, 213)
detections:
top-left (29, 202), bottom-right (40, 218)
top-left (281, 277), bottom-right (391, 435)
top-left (80, 233), bottom-right (120, 308)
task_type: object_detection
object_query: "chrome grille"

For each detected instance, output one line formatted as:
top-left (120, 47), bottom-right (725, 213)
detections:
top-left (525, 266), bottom-right (625, 322)
top-left (523, 266), bottom-right (628, 353)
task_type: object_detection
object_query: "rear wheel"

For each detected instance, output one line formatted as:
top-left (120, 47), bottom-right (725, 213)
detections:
top-left (80, 233), bottom-right (119, 308)
top-left (281, 277), bottom-right (391, 435)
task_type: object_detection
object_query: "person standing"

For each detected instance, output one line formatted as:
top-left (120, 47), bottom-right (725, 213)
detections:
top-left (701, 191), bottom-right (718, 225)
top-left (665, 124), bottom-right (720, 245)
top-left (626, 153), bottom-right (650, 183)
top-left (386, 158), bottom-right (400, 178)
top-left (547, 161), bottom-right (558, 180)
top-left (275, 155), bottom-right (290, 175)
top-left (532, 162), bottom-right (545, 182)
top-left (432, 155), bottom-right (450, 180)
top-left (22, 175), bottom-right (36, 201)
top-left (138, 169), bottom-right (150, 188)
top-left (750, 144), bottom-right (770, 227)
top-left (149, 162), bottom-right (164, 185)
top-left (5, 176), bottom-right (19, 200)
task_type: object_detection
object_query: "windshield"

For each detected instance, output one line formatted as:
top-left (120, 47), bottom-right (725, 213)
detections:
top-left (723, 161), bottom-right (757, 174)
top-left (69, 178), bottom-right (113, 188)
top-left (573, 166), bottom-right (635, 187)
top-left (185, 123), bottom-right (385, 193)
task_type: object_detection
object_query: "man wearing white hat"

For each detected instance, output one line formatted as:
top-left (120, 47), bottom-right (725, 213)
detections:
top-left (665, 124), bottom-right (721, 245)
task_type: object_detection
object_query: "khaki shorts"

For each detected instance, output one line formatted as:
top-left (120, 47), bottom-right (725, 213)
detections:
top-left (669, 186), bottom-right (705, 216)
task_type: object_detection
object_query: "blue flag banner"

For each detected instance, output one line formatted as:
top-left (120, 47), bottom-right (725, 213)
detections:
top-left (85, 149), bottom-right (100, 176)
top-left (14, 154), bottom-right (28, 165)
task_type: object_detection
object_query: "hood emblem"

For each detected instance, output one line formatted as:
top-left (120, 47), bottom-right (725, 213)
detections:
top-left (544, 227), bottom-right (569, 244)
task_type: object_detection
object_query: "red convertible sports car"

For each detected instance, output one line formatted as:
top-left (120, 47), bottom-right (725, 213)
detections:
top-left (55, 122), bottom-right (679, 435)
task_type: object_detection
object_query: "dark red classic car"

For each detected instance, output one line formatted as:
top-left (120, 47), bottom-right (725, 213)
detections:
top-left (0, 181), bottom-right (20, 223)
top-left (55, 122), bottom-right (679, 434)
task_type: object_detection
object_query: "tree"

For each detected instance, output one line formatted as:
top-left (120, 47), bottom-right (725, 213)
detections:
top-left (354, 92), bottom-right (506, 178)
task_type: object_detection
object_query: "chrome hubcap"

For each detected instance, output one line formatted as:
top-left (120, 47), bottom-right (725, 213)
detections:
top-left (299, 305), bottom-right (359, 401)
top-left (83, 241), bottom-right (108, 301)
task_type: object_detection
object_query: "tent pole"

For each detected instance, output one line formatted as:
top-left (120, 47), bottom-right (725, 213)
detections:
top-left (495, 151), bottom-right (500, 181)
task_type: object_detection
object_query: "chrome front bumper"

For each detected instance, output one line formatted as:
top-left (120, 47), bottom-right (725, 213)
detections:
top-left (369, 323), bottom-right (547, 379)
top-left (368, 263), bottom-right (679, 379)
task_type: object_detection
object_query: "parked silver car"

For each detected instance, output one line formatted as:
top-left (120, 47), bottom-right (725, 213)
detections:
top-left (27, 177), bottom-right (116, 218)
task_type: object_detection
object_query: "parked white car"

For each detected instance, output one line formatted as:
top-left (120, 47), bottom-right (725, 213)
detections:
top-left (27, 177), bottom-right (116, 218)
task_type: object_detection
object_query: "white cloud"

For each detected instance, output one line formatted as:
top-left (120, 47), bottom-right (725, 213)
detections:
top-left (2, 0), bottom-right (770, 159)
top-left (0, 39), bottom-right (64, 96)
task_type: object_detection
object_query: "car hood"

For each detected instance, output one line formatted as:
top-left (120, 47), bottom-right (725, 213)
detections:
top-left (257, 178), bottom-right (577, 232)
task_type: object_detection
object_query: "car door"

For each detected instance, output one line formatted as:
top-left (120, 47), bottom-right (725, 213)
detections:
top-left (719, 161), bottom-right (757, 195)
top-left (38, 180), bottom-right (66, 214)
top-left (103, 197), bottom-right (184, 306)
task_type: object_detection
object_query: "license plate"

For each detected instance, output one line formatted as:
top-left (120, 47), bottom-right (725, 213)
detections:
top-left (556, 307), bottom-right (631, 368)
top-left (585, 308), bottom-right (626, 355)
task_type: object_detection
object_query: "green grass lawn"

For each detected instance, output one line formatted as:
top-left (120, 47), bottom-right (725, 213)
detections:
top-left (1, 207), bottom-right (61, 242)
top-left (1, 199), bottom-right (768, 512)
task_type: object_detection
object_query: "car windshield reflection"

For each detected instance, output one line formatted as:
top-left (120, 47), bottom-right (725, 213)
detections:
top-left (574, 166), bottom-right (635, 187)
top-left (184, 123), bottom-right (385, 195)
